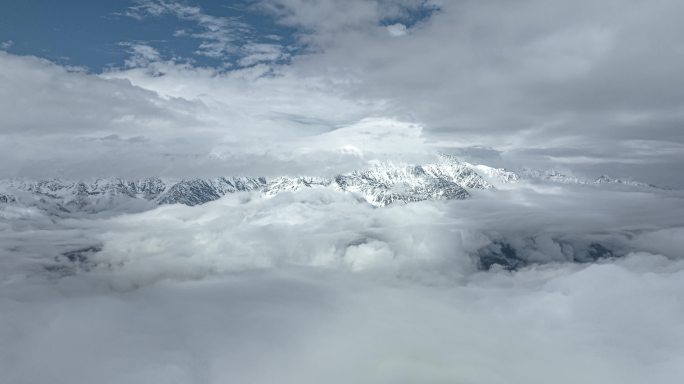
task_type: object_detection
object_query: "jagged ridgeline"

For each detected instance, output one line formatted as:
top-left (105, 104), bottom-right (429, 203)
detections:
top-left (0, 156), bottom-right (659, 215)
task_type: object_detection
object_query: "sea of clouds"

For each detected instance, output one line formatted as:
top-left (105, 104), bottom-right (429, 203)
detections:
top-left (2, 179), bottom-right (684, 383)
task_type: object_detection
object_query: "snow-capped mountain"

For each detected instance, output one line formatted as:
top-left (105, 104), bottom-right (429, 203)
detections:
top-left (592, 174), bottom-right (655, 188)
top-left (462, 163), bottom-right (520, 185)
top-left (158, 177), bottom-right (267, 206)
top-left (333, 163), bottom-right (471, 206)
top-left (0, 177), bottom-right (266, 214)
top-left (261, 177), bottom-right (331, 197)
top-left (260, 160), bottom-right (491, 206)
top-left (0, 156), bottom-right (662, 214)
top-left (516, 168), bottom-right (658, 188)
top-left (0, 159), bottom-right (487, 213)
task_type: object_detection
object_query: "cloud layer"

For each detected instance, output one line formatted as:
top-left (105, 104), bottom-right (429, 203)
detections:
top-left (2, 180), bottom-right (684, 383)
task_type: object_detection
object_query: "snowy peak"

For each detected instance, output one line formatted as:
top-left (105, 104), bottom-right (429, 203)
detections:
top-left (259, 161), bottom-right (481, 207)
top-left (0, 160), bottom-right (485, 213)
top-left (333, 163), bottom-right (470, 206)
top-left (0, 157), bottom-right (664, 214)
top-left (261, 177), bottom-right (331, 198)
top-left (0, 177), bottom-right (266, 214)
top-left (463, 163), bottom-right (520, 185)
top-left (593, 175), bottom-right (653, 188)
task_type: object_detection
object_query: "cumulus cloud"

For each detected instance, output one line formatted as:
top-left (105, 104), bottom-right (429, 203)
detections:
top-left (6, 0), bottom-right (683, 185)
top-left (0, 52), bottom-right (219, 179)
top-left (261, 0), bottom-right (684, 187)
top-left (386, 23), bottom-right (408, 37)
top-left (2, 179), bottom-right (684, 383)
top-left (4, 256), bottom-right (684, 384)
top-left (0, 51), bottom-right (406, 179)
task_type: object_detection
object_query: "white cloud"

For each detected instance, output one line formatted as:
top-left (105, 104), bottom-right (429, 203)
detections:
top-left (125, 0), bottom-right (253, 61)
top-left (0, 51), bottom-right (412, 179)
top-left (2, 178), bottom-right (684, 383)
top-left (386, 23), bottom-right (407, 37)
top-left (95, 0), bottom-right (684, 186)
top-left (3, 257), bottom-right (684, 383)
top-left (237, 43), bottom-right (289, 67)
top-left (257, 0), bottom-right (684, 186)
top-left (120, 42), bottom-right (163, 68)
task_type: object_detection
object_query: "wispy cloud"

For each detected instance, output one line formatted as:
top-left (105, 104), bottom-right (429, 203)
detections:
top-left (119, 42), bottom-right (163, 68)
top-left (132, 0), bottom-right (249, 53)
top-left (125, 0), bottom-right (277, 64)
top-left (237, 42), bottom-right (289, 67)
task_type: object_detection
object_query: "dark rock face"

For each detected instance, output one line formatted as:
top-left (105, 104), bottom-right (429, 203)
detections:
top-left (0, 193), bottom-right (15, 203)
top-left (477, 242), bottom-right (527, 271)
top-left (585, 243), bottom-right (615, 262)
top-left (475, 240), bottom-right (619, 271)
top-left (46, 245), bottom-right (103, 275)
top-left (157, 177), bottom-right (266, 206)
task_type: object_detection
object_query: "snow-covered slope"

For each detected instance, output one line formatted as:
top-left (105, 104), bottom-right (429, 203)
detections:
top-left (158, 177), bottom-right (267, 206)
top-left (0, 177), bottom-right (266, 214)
top-left (261, 177), bottom-right (331, 197)
top-left (260, 161), bottom-right (489, 206)
top-left (462, 163), bottom-right (520, 186)
top-left (333, 163), bottom-right (470, 206)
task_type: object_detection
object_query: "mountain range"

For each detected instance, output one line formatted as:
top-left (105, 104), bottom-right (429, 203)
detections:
top-left (0, 156), bottom-right (660, 215)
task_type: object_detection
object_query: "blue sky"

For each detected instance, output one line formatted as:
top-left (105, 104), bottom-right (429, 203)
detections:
top-left (0, 0), bottom-right (438, 72)
top-left (0, 0), bottom-right (298, 71)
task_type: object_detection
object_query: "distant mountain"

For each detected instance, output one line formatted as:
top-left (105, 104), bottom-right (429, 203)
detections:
top-left (261, 176), bottom-right (332, 197)
top-left (516, 168), bottom-right (659, 188)
top-left (157, 177), bottom-right (267, 206)
top-left (0, 156), bottom-right (662, 214)
top-left (0, 177), bottom-right (266, 215)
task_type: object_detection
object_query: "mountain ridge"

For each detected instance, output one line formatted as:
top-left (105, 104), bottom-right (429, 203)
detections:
top-left (0, 157), bottom-right (663, 215)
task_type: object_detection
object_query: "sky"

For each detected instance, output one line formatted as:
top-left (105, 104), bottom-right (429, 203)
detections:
top-left (0, 0), bottom-right (298, 69)
top-left (0, 0), bottom-right (682, 186)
